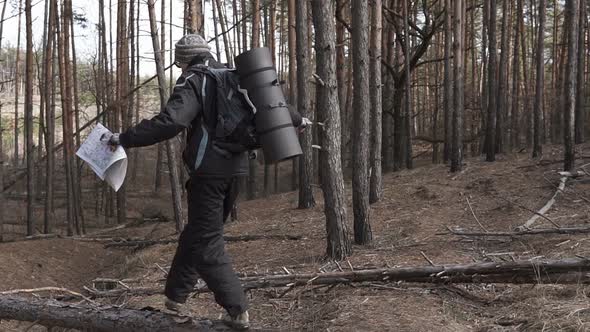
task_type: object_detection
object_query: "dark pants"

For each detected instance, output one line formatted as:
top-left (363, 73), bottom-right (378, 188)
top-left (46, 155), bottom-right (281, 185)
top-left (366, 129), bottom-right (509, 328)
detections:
top-left (164, 176), bottom-right (248, 317)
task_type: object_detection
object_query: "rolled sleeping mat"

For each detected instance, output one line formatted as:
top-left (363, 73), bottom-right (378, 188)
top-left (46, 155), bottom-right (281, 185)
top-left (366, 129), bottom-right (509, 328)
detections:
top-left (235, 47), bottom-right (302, 164)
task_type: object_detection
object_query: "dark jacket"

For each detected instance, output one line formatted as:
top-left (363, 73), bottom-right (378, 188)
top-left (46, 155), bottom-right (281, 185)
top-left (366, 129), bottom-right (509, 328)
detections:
top-left (119, 56), bottom-right (249, 177)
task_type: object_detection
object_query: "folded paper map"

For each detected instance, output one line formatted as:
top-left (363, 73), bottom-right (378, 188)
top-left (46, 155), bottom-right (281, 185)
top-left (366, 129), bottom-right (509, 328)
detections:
top-left (76, 123), bottom-right (127, 192)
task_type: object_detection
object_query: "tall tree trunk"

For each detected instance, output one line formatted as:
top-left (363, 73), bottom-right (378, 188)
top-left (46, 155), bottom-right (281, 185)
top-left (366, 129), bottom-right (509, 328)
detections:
top-left (24, 0), bottom-right (34, 236)
top-left (14, 0), bottom-right (23, 165)
top-left (369, 0), bottom-right (382, 204)
top-left (382, 16), bottom-right (395, 172)
top-left (186, 0), bottom-right (204, 34)
top-left (56, 0), bottom-right (73, 236)
top-left (563, 0), bottom-right (579, 171)
top-left (215, 0), bottom-right (234, 67)
top-left (443, 0), bottom-right (452, 162)
top-left (511, 0), bottom-right (522, 149)
top-left (0, 0), bottom-right (8, 241)
top-left (44, 0), bottom-right (56, 234)
top-left (351, 0), bottom-right (372, 245)
top-left (574, 0), bottom-right (586, 144)
top-left (147, 0), bottom-right (185, 232)
top-left (247, 0), bottom-right (261, 199)
top-left (403, 0), bottom-right (413, 170)
top-left (311, 0), bottom-right (351, 260)
top-left (496, 0), bottom-right (509, 154)
top-left (296, 0), bottom-right (315, 209)
top-left (69, 1), bottom-right (84, 233)
top-left (451, 0), bottom-right (464, 172)
top-left (336, 0), bottom-right (347, 166)
top-left (241, 0), bottom-right (247, 52)
top-left (479, 0), bottom-right (489, 154)
top-left (288, 0), bottom-right (297, 192)
top-left (533, 0), bottom-right (546, 158)
top-left (116, 0), bottom-right (128, 226)
top-left (485, 0), bottom-right (498, 162)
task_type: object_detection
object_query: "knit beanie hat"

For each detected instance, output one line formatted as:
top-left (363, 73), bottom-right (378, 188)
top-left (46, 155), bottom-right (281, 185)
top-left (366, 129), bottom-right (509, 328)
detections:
top-left (174, 34), bottom-right (212, 64)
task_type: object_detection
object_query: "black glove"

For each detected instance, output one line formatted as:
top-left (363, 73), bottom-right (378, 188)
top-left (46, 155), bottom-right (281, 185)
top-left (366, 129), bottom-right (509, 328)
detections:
top-left (100, 133), bottom-right (121, 148)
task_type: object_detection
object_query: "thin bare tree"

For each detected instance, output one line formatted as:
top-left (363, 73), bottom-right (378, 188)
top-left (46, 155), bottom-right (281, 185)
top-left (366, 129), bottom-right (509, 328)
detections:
top-left (451, 0), bottom-right (464, 172)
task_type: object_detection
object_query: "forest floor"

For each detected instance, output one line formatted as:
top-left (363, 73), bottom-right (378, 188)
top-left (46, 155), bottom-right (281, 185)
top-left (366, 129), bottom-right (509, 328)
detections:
top-left (2, 143), bottom-right (590, 331)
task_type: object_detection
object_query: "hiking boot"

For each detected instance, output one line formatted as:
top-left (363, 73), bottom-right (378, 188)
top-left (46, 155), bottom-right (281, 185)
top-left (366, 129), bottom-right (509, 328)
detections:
top-left (222, 310), bottom-right (250, 330)
top-left (165, 298), bottom-right (183, 312)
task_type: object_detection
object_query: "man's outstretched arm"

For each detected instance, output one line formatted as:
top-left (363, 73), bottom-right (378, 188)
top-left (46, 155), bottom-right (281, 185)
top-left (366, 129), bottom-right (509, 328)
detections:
top-left (118, 74), bottom-right (203, 148)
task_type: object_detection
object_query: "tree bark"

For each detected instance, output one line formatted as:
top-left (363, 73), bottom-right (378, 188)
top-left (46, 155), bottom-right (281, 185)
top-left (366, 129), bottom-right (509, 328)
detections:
top-left (148, 0), bottom-right (185, 232)
top-left (0, 0), bottom-right (8, 242)
top-left (574, 0), bottom-right (585, 144)
top-left (0, 295), bottom-right (228, 332)
top-left (496, 0), bottom-right (509, 154)
top-left (44, 0), bottom-right (57, 234)
top-left (451, 0), bottom-right (464, 172)
top-left (511, 0), bottom-right (522, 150)
top-left (311, 0), bottom-right (352, 260)
top-left (351, 0), bottom-right (372, 245)
top-left (533, 0), bottom-right (546, 158)
top-left (369, 0), bottom-right (382, 204)
top-left (563, 0), bottom-right (579, 171)
top-left (443, 0), bottom-right (452, 163)
top-left (296, 0), bottom-right (315, 209)
top-left (485, 0), bottom-right (498, 162)
top-left (24, 0), bottom-right (34, 236)
top-left (13, 0), bottom-right (23, 165)
top-left (403, 0), bottom-right (413, 170)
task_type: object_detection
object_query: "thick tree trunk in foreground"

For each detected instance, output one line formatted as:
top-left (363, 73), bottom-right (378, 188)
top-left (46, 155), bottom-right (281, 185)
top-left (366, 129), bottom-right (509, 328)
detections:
top-left (574, 0), bottom-right (585, 144)
top-left (296, 0), bottom-right (315, 209)
top-left (351, 0), bottom-right (372, 245)
top-left (311, 0), bottom-right (351, 260)
top-left (0, 296), bottom-right (229, 332)
top-left (369, 0), bottom-right (382, 204)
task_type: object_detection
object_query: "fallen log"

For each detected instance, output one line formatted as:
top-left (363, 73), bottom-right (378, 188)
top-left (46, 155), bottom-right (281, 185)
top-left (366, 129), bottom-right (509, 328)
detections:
top-left (0, 295), bottom-right (231, 331)
top-left (517, 176), bottom-right (567, 230)
top-left (85, 258), bottom-right (590, 298)
top-left (104, 234), bottom-right (303, 249)
top-left (446, 226), bottom-right (590, 237)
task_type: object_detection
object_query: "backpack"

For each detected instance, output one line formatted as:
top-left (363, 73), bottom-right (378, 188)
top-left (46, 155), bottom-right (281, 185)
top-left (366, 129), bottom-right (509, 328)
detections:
top-left (193, 65), bottom-right (261, 154)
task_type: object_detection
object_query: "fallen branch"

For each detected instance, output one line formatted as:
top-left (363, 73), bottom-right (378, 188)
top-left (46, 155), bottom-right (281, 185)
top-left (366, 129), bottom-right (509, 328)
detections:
top-left (0, 295), bottom-right (230, 332)
top-left (0, 287), bottom-right (96, 305)
top-left (85, 258), bottom-right (590, 298)
top-left (445, 225), bottom-right (590, 237)
top-left (517, 176), bottom-right (567, 230)
top-left (104, 234), bottom-right (303, 249)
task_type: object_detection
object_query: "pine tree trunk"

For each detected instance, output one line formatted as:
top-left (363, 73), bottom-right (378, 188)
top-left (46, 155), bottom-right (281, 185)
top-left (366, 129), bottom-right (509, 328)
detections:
top-left (451, 0), bottom-right (464, 172)
top-left (288, 0), bottom-right (297, 192)
top-left (14, 0), bottom-right (23, 165)
top-left (296, 0), bottom-right (315, 209)
top-left (311, 0), bottom-right (351, 260)
top-left (443, 0), bottom-right (452, 163)
top-left (511, 0), bottom-right (522, 149)
top-left (403, 0), bottom-right (412, 170)
top-left (186, 0), bottom-right (204, 34)
top-left (215, 0), bottom-right (233, 67)
top-left (563, 0), bottom-right (579, 171)
top-left (496, 0), bottom-right (509, 154)
top-left (0, 0), bottom-right (7, 242)
top-left (485, 0), bottom-right (498, 162)
top-left (247, 0), bottom-right (261, 200)
top-left (147, 0), bottom-right (185, 232)
top-left (574, 1), bottom-right (586, 144)
top-left (351, 0), bottom-right (372, 245)
top-left (369, 0), bottom-right (382, 204)
top-left (24, 0), bottom-right (34, 236)
top-left (533, 0), bottom-right (546, 158)
top-left (44, 0), bottom-right (57, 234)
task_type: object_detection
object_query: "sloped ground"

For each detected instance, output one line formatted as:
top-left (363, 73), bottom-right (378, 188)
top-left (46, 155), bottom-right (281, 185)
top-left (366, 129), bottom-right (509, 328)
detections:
top-left (1, 143), bottom-right (590, 331)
